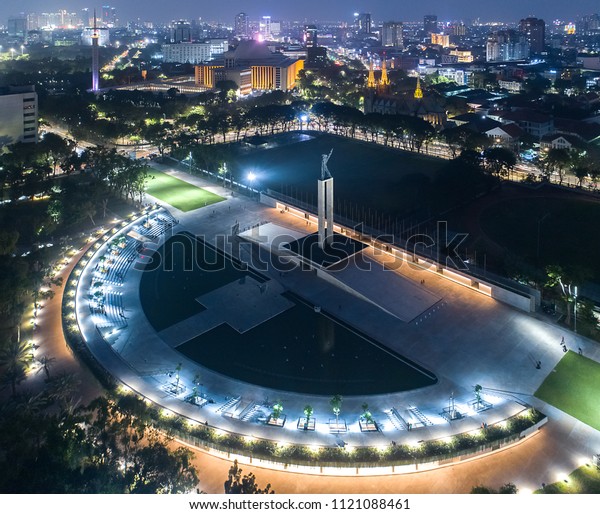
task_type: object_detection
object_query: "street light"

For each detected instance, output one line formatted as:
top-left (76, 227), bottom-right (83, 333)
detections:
top-left (21, 45), bottom-right (25, 55)
top-left (9, 48), bottom-right (15, 59)
top-left (573, 285), bottom-right (578, 334)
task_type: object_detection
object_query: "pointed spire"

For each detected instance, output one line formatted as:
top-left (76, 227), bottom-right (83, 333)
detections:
top-left (367, 60), bottom-right (376, 89)
top-left (380, 57), bottom-right (389, 86)
top-left (414, 76), bottom-right (423, 99)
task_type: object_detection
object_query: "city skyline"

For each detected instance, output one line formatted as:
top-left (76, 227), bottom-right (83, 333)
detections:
top-left (1, 0), bottom-right (599, 25)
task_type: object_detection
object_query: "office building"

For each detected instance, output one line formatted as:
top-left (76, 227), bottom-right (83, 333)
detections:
top-left (356, 13), bottom-right (372, 35)
top-left (486, 30), bottom-right (530, 62)
top-left (171, 20), bottom-right (192, 43)
top-left (431, 33), bottom-right (450, 47)
top-left (81, 26), bottom-right (110, 46)
top-left (304, 25), bottom-right (318, 48)
top-left (161, 39), bottom-right (228, 64)
top-left (0, 86), bottom-right (38, 145)
top-left (424, 15), bottom-right (438, 35)
top-left (519, 17), bottom-right (545, 53)
top-left (8, 17), bottom-right (27, 39)
top-left (234, 12), bottom-right (249, 38)
top-left (102, 6), bottom-right (117, 27)
top-left (195, 40), bottom-right (304, 94)
top-left (382, 22), bottom-right (403, 48)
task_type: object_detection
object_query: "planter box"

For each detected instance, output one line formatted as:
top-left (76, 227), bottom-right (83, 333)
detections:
top-left (267, 415), bottom-right (286, 427)
top-left (329, 419), bottom-right (347, 433)
top-left (297, 417), bottom-right (316, 431)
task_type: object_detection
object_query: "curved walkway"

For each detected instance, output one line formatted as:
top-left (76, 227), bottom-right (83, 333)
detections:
top-left (64, 164), bottom-right (600, 488)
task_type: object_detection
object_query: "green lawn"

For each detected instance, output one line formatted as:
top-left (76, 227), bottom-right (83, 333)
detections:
top-left (145, 170), bottom-right (224, 212)
top-left (536, 463), bottom-right (600, 493)
top-left (535, 351), bottom-right (600, 430)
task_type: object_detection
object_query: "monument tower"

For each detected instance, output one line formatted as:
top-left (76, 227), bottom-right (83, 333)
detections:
top-left (318, 149), bottom-right (334, 249)
top-left (91, 10), bottom-right (100, 92)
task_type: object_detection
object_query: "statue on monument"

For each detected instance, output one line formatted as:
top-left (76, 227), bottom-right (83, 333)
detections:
top-left (320, 149), bottom-right (333, 180)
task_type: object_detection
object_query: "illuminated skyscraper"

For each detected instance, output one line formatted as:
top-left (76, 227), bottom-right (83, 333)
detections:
top-left (356, 13), bottom-right (371, 34)
top-left (519, 17), bottom-right (545, 53)
top-left (304, 25), bottom-right (318, 47)
top-left (234, 12), bottom-right (249, 38)
top-left (171, 20), bottom-right (192, 43)
top-left (382, 22), bottom-right (403, 48)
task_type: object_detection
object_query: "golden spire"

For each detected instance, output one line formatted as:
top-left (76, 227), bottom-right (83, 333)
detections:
top-left (414, 76), bottom-right (423, 99)
top-left (380, 58), bottom-right (389, 86)
top-left (367, 60), bottom-right (376, 89)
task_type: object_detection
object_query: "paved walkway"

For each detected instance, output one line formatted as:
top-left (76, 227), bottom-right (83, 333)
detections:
top-left (28, 162), bottom-right (600, 493)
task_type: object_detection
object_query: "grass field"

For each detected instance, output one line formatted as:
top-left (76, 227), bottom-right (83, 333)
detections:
top-left (534, 351), bottom-right (600, 430)
top-left (480, 196), bottom-right (600, 280)
top-left (145, 169), bottom-right (224, 212)
top-left (228, 133), bottom-right (447, 222)
top-left (536, 463), bottom-right (600, 493)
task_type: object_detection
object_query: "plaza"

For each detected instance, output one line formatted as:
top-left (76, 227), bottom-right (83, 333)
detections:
top-left (70, 159), bottom-right (600, 486)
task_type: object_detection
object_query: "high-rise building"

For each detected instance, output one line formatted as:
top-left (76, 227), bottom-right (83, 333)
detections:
top-left (519, 17), bottom-right (545, 53)
top-left (8, 17), bottom-right (27, 39)
top-left (171, 20), bottom-right (192, 43)
top-left (101, 6), bottom-right (117, 27)
top-left (0, 85), bottom-right (38, 145)
top-left (424, 15), bottom-right (438, 35)
top-left (304, 25), bottom-right (318, 48)
top-left (356, 13), bottom-right (371, 34)
top-left (382, 22), bottom-right (403, 48)
top-left (234, 12), bottom-right (249, 38)
top-left (486, 30), bottom-right (530, 62)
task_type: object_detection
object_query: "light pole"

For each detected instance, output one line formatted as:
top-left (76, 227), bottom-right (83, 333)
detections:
top-left (20, 45), bottom-right (24, 55)
top-left (573, 285), bottom-right (578, 334)
top-left (247, 172), bottom-right (256, 199)
top-left (9, 48), bottom-right (15, 59)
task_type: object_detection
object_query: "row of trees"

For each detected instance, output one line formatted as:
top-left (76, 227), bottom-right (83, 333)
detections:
top-left (0, 391), bottom-right (199, 493)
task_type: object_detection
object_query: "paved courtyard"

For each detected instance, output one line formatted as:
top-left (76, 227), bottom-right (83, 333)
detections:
top-left (72, 162), bottom-right (600, 490)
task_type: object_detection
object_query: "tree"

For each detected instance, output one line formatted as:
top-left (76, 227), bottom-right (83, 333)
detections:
top-left (0, 337), bottom-right (32, 396)
top-left (303, 405), bottom-right (313, 430)
top-left (546, 265), bottom-right (577, 326)
top-left (271, 400), bottom-right (283, 421)
top-left (224, 460), bottom-right (273, 494)
top-left (483, 147), bottom-right (517, 178)
top-left (36, 355), bottom-right (56, 380)
top-left (546, 148), bottom-right (571, 185)
top-left (330, 394), bottom-right (342, 426)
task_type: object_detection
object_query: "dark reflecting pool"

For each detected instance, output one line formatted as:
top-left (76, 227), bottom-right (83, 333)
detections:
top-left (141, 234), bottom-right (437, 396)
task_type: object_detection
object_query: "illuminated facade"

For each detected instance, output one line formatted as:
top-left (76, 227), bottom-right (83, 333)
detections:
top-left (431, 33), bottom-right (450, 47)
top-left (195, 40), bottom-right (303, 94)
top-left (0, 86), bottom-right (38, 145)
top-left (519, 17), bottom-right (545, 53)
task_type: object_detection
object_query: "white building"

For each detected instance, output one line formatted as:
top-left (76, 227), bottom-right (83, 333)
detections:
top-left (161, 40), bottom-right (228, 64)
top-left (0, 86), bottom-right (38, 146)
top-left (81, 27), bottom-right (110, 46)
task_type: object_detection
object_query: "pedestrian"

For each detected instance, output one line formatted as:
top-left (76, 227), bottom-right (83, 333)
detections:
top-left (578, 347), bottom-right (583, 355)
top-left (561, 336), bottom-right (565, 344)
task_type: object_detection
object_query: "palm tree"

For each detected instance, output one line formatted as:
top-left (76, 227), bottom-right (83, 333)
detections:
top-left (174, 362), bottom-right (182, 393)
top-left (36, 354), bottom-right (56, 380)
top-left (0, 337), bottom-right (32, 396)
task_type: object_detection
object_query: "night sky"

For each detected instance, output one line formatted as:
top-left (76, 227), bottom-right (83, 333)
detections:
top-left (1, 0), bottom-right (598, 25)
